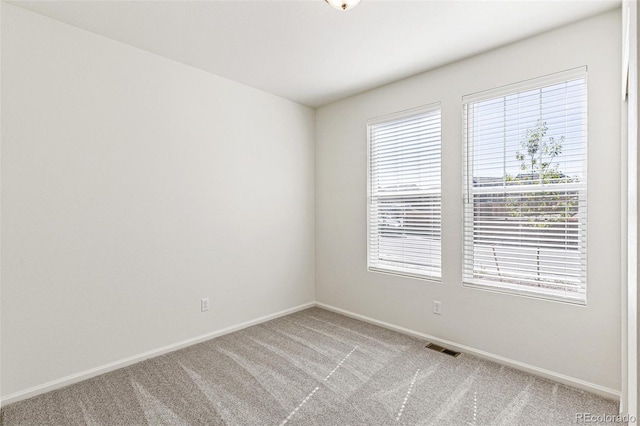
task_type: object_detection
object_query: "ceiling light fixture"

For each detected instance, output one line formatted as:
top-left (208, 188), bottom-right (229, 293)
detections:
top-left (325, 0), bottom-right (360, 11)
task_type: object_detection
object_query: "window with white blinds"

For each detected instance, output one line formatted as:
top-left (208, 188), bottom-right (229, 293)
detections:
top-left (367, 104), bottom-right (441, 280)
top-left (462, 67), bottom-right (587, 304)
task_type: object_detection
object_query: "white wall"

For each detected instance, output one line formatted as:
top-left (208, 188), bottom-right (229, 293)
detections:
top-left (316, 9), bottom-right (622, 393)
top-left (1, 4), bottom-right (315, 398)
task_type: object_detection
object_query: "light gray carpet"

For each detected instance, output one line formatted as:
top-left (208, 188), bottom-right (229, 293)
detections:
top-left (1, 307), bottom-right (619, 425)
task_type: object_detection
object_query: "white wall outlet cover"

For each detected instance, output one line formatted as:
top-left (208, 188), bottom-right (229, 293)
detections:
top-left (201, 298), bottom-right (210, 312)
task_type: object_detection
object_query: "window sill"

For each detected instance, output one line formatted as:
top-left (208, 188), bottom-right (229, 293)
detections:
top-left (368, 265), bottom-right (441, 283)
top-left (462, 279), bottom-right (586, 305)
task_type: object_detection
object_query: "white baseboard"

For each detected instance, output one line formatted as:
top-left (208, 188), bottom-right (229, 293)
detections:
top-left (315, 302), bottom-right (621, 401)
top-left (2, 300), bottom-right (620, 406)
top-left (1, 302), bottom-right (315, 406)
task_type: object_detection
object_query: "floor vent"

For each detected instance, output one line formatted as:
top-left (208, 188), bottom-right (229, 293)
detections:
top-left (426, 343), bottom-right (461, 358)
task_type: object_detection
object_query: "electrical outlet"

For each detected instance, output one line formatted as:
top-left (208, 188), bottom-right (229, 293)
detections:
top-left (433, 300), bottom-right (442, 315)
top-left (201, 298), bottom-right (210, 312)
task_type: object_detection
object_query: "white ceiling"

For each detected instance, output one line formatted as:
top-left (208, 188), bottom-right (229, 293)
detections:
top-left (10, 0), bottom-right (620, 107)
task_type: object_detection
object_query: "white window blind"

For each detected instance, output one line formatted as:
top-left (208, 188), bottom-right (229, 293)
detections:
top-left (463, 68), bottom-right (587, 304)
top-left (367, 104), bottom-right (441, 280)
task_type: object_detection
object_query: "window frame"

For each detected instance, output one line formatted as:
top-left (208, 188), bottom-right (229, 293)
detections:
top-left (367, 103), bottom-right (442, 281)
top-left (462, 67), bottom-right (588, 304)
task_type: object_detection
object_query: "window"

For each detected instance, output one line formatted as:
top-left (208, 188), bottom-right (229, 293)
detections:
top-left (367, 104), bottom-right (441, 280)
top-left (463, 68), bottom-right (587, 304)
